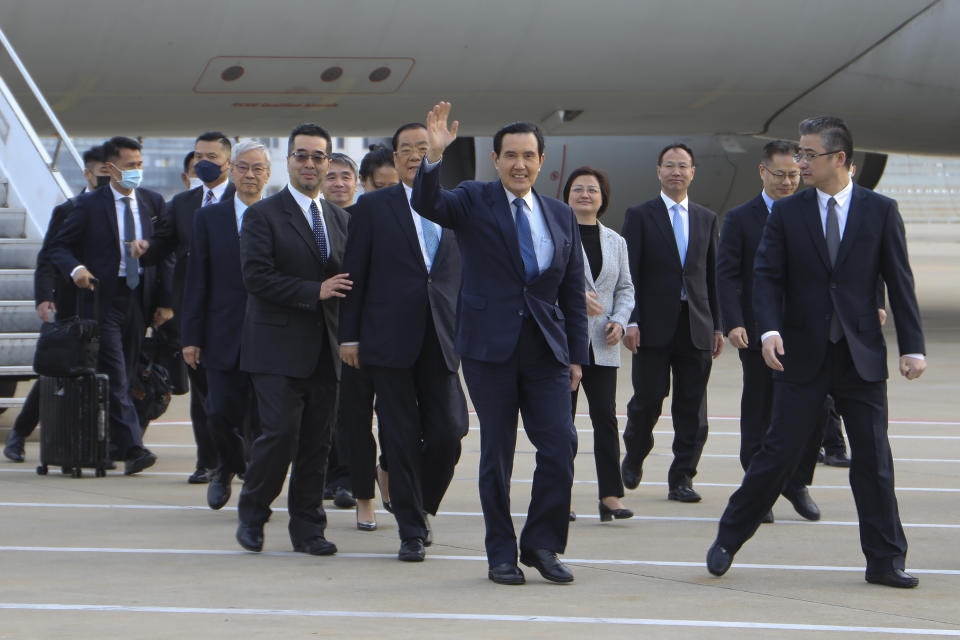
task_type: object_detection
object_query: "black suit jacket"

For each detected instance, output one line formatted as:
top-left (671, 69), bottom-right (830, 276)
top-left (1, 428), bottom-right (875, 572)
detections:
top-left (717, 193), bottom-right (768, 351)
top-left (239, 187), bottom-right (349, 379)
top-left (753, 184), bottom-right (924, 384)
top-left (34, 196), bottom-right (82, 317)
top-left (48, 185), bottom-right (170, 318)
top-left (339, 183), bottom-right (461, 371)
top-left (622, 196), bottom-right (720, 350)
top-left (141, 182), bottom-right (236, 334)
top-left (180, 196), bottom-right (247, 371)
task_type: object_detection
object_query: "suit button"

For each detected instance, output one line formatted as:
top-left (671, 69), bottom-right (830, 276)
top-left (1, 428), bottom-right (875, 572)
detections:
top-left (523, 286), bottom-right (528, 292)
top-left (518, 310), bottom-right (524, 317)
top-left (427, 276), bottom-right (432, 284)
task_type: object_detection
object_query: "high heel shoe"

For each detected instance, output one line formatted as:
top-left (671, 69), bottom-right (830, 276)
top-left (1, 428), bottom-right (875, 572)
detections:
top-left (599, 501), bottom-right (634, 522)
top-left (356, 505), bottom-right (377, 531)
top-left (377, 465), bottom-right (393, 514)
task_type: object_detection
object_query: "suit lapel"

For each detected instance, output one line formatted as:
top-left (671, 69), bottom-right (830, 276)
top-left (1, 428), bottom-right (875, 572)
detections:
top-left (750, 194), bottom-right (769, 236)
top-left (282, 189), bottom-right (325, 263)
top-left (391, 184), bottom-right (427, 272)
top-left (834, 185), bottom-right (864, 270)
top-left (99, 187), bottom-right (120, 249)
top-left (484, 181), bottom-right (526, 280)
top-left (686, 203), bottom-right (702, 266)
top-left (320, 200), bottom-right (344, 266)
top-left (652, 198), bottom-right (682, 267)
top-left (801, 189), bottom-right (831, 270)
top-left (135, 190), bottom-right (155, 239)
top-left (535, 190), bottom-right (566, 275)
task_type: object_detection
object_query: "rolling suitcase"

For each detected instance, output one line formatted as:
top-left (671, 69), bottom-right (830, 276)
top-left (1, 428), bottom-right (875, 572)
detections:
top-left (36, 373), bottom-right (110, 478)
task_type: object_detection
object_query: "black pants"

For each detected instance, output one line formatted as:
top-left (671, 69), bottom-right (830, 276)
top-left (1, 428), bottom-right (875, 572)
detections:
top-left (13, 382), bottom-right (40, 438)
top-left (367, 314), bottom-right (467, 541)
top-left (205, 366), bottom-right (255, 475)
top-left (338, 363), bottom-right (388, 501)
top-left (717, 339), bottom-right (907, 572)
top-left (737, 348), bottom-right (822, 493)
top-left (622, 304), bottom-right (712, 488)
top-left (572, 361), bottom-right (623, 499)
top-left (238, 351), bottom-right (337, 545)
top-left (101, 285), bottom-right (146, 459)
top-left (821, 395), bottom-right (847, 455)
top-left (186, 364), bottom-right (218, 471)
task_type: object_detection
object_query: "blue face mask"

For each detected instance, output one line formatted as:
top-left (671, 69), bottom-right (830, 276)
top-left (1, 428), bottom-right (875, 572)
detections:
top-left (117, 169), bottom-right (143, 190)
top-left (194, 159), bottom-right (224, 184)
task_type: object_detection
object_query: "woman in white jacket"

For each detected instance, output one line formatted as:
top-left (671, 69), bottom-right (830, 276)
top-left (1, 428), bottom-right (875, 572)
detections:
top-left (564, 167), bottom-right (636, 522)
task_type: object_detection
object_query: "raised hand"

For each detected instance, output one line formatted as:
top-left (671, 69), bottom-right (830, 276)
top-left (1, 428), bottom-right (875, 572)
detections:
top-left (425, 101), bottom-right (459, 163)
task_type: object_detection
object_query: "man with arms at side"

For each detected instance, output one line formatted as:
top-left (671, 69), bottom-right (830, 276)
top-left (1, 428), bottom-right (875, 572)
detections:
top-left (717, 140), bottom-right (823, 523)
top-left (620, 144), bottom-right (723, 503)
top-left (340, 122), bottom-right (468, 561)
top-left (235, 123), bottom-right (351, 556)
top-left (181, 140), bottom-right (270, 510)
top-left (133, 132), bottom-right (236, 484)
top-left (708, 116), bottom-right (926, 588)
top-left (412, 102), bottom-right (587, 585)
top-left (48, 136), bottom-right (170, 474)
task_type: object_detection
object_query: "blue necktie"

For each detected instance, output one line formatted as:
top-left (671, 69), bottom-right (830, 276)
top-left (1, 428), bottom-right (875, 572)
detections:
top-left (672, 204), bottom-right (687, 267)
top-left (514, 198), bottom-right (538, 283)
top-left (420, 215), bottom-right (439, 267)
top-left (121, 196), bottom-right (140, 289)
top-left (310, 200), bottom-right (328, 263)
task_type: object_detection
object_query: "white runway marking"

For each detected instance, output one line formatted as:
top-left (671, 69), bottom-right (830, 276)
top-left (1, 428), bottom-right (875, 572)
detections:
top-left (1, 503), bottom-right (959, 529)
top-left (1, 547), bottom-right (959, 577)
top-left (0, 602), bottom-right (958, 634)
top-left (150, 416), bottom-right (960, 426)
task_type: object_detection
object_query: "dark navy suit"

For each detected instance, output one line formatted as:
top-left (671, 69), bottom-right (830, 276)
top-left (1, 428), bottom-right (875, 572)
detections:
top-left (716, 184), bottom-right (924, 573)
top-left (340, 182), bottom-right (467, 542)
top-left (412, 161), bottom-right (588, 568)
top-left (181, 196), bottom-right (251, 475)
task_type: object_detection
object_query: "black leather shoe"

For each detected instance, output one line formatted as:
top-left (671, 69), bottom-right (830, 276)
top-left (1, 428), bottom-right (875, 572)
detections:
top-left (706, 542), bottom-right (733, 576)
top-left (488, 563), bottom-right (525, 585)
top-left (333, 487), bottom-right (357, 509)
top-left (423, 513), bottom-right (433, 547)
top-left (599, 501), bottom-right (634, 522)
top-left (760, 509), bottom-right (775, 524)
top-left (519, 549), bottom-right (574, 583)
top-left (293, 537), bottom-right (337, 556)
top-left (817, 446), bottom-right (825, 463)
top-left (865, 568), bottom-right (919, 588)
top-left (621, 458), bottom-right (641, 490)
top-left (124, 449), bottom-right (157, 475)
top-left (398, 538), bottom-right (425, 562)
top-left (207, 470), bottom-right (234, 510)
top-left (668, 485), bottom-right (702, 503)
top-left (236, 523), bottom-right (264, 552)
top-left (784, 486), bottom-right (820, 521)
top-left (187, 467), bottom-right (214, 484)
top-left (823, 451), bottom-right (851, 467)
top-left (4, 431), bottom-right (26, 462)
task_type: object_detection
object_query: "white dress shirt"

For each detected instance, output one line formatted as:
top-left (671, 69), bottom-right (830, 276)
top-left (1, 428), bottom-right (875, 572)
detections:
top-left (203, 180), bottom-right (230, 206)
top-left (506, 185), bottom-right (554, 274)
top-left (112, 185), bottom-right (143, 277)
top-left (402, 182), bottom-right (442, 271)
top-left (816, 178), bottom-right (853, 237)
top-left (286, 185), bottom-right (329, 249)
top-left (660, 191), bottom-right (689, 247)
top-left (234, 196), bottom-right (254, 233)
top-left (761, 189), bottom-right (776, 214)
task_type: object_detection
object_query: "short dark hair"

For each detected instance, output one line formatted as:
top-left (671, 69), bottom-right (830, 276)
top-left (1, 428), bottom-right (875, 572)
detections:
top-left (562, 166), bottom-right (611, 216)
top-left (195, 131), bottom-right (231, 152)
top-left (102, 136), bottom-right (141, 162)
top-left (657, 143), bottom-right (695, 166)
top-left (327, 152), bottom-right (358, 178)
top-left (798, 116), bottom-right (853, 168)
top-left (287, 123), bottom-right (332, 155)
top-left (493, 122), bottom-right (544, 156)
top-left (182, 150), bottom-right (196, 173)
top-left (82, 145), bottom-right (105, 167)
top-left (762, 140), bottom-right (801, 163)
top-left (359, 144), bottom-right (395, 180)
top-left (391, 123), bottom-right (427, 151)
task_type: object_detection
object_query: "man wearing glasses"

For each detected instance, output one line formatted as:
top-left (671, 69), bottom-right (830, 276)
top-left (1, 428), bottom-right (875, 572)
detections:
top-left (708, 116), bottom-right (926, 588)
top-left (234, 124), bottom-right (352, 556)
top-left (181, 140), bottom-right (271, 511)
top-left (717, 140), bottom-right (823, 524)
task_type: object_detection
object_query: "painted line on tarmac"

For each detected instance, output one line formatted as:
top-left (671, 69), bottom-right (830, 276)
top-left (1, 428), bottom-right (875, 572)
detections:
top-left (1, 503), bottom-right (959, 529)
top-left (1, 603), bottom-right (960, 635)
top-left (0, 548), bottom-right (959, 578)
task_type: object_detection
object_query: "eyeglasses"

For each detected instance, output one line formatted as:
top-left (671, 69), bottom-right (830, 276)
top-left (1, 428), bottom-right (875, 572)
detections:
top-left (396, 145), bottom-right (429, 158)
top-left (570, 185), bottom-right (601, 194)
top-left (762, 166), bottom-right (800, 180)
top-left (793, 150), bottom-right (840, 163)
top-left (289, 151), bottom-right (330, 164)
top-left (234, 163), bottom-right (268, 176)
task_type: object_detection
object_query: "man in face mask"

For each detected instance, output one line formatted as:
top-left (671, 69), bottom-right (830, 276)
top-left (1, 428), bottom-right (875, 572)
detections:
top-left (132, 132), bottom-right (236, 484)
top-left (181, 151), bottom-right (201, 191)
top-left (47, 136), bottom-right (173, 474)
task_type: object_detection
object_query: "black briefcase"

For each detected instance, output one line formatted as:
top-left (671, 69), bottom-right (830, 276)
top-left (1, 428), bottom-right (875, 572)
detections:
top-left (32, 280), bottom-right (100, 377)
top-left (131, 327), bottom-right (173, 427)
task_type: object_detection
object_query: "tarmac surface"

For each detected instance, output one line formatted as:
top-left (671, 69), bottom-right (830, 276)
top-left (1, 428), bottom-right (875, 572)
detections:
top-left (1, 223), bottom-right (958, 639)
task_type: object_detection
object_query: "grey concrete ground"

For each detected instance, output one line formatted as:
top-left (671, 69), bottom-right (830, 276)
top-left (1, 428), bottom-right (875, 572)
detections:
top-left (1, 223), bottom-right (958, 639)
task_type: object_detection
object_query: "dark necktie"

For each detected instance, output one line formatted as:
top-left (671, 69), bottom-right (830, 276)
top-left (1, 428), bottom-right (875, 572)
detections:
top-left (121, 196), bottom-right (140, 289)
top-left (513, 198), bottom-right (538, 283)
top-left (310, 200), bottom-right (328, 263)
top-left (826, 197), bottom-right (843, 342)
top-left (204, 189), bottom-right (215, 207)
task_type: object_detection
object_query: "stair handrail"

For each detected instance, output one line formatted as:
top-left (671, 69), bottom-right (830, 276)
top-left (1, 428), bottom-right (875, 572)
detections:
top-left (0, 24), bottom-right (84, 178)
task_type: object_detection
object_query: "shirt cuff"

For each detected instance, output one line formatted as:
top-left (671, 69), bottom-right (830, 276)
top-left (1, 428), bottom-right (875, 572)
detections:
top-left (425, 159), bottom-right (441, 171)
top-left (340, 341), bottom-right (359, 346)
top-left (69, 265), bottom-right (86, 278)
top-left (903, 353), bottom-right (924, 360)
top-left (761, 331), bottom-right (780, 343)
top-left (626, 323), bottom-right (638, 329)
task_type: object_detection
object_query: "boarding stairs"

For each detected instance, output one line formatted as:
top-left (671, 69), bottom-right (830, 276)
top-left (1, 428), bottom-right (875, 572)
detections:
top-left (0, 25), bottom-right (83, 411)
